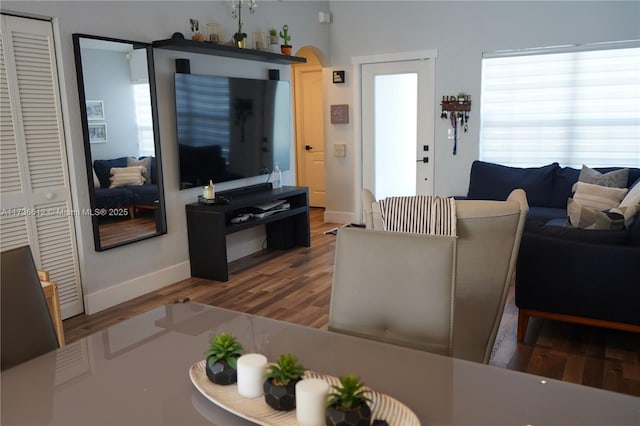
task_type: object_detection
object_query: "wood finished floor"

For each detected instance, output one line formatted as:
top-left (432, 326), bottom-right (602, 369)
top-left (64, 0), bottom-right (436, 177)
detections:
top-left (64, 208), bottom-right (640, 397)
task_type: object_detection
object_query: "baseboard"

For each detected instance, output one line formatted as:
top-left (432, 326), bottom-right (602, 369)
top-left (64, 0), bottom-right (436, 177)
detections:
top-left (324, 210), bottom-right (358, 225)
top-left (83, 261), bottom-right (191, 315)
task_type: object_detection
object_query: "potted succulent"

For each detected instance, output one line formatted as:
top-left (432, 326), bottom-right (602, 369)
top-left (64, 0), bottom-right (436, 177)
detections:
top-left (268, 28), bottom-right (279, 45)
top-left (279, 24), bottom-right (292, 55)
top-left (204, 332), bottom-right (244, 385)
top-left (263, 353), bottom-right (305, 411)
top-left (326, 374), bottom-right (372, 426)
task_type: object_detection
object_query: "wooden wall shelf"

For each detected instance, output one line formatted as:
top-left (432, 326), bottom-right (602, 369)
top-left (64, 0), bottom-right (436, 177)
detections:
top-left (152, 38), bottom-right (307, 65)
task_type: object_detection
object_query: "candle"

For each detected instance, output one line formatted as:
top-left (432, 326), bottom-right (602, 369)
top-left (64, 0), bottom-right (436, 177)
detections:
top-left (202, 185), bottom-right (212, 199)
top-left (236, 353), bottom-right (267, 398)
top-left (296, 378), bottom-right (329, 426)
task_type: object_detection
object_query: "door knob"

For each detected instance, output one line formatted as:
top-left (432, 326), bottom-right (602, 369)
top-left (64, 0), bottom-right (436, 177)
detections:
top-left (305, 145), bottom-right (313, 151)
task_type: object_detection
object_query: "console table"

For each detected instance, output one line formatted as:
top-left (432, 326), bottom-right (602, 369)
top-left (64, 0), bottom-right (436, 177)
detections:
top-left (185, 185), bottom-right (310, 281)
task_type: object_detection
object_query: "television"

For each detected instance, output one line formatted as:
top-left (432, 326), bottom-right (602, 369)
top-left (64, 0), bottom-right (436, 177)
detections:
top-left (175, 73), bottom-right (291, 190)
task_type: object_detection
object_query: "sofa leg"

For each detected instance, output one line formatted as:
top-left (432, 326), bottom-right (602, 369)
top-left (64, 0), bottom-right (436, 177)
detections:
top-left (517, 310), bottom-right (529, 341)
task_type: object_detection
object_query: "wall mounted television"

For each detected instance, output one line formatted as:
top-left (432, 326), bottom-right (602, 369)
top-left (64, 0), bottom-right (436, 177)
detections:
top-left (175, 73), bottom-right (291, 190)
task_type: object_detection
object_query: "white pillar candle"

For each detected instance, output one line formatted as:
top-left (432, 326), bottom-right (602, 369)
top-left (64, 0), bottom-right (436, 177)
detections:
top-left (296, 378), bottom-right (329, 426)
top-left (202, 185), bottom-right (213, 199)
top-left (236, 353), bottom-right (267, 398)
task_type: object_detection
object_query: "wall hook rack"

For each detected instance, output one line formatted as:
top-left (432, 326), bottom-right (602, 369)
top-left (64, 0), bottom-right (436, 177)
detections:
top-left (440, 94), bottom-right (471, 155)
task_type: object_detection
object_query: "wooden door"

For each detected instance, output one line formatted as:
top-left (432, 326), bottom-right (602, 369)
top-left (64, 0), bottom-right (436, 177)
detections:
top-left (294, 65), bottom-right (325, 207)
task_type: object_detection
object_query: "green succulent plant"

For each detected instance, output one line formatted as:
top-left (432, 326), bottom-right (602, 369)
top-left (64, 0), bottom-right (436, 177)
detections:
top-left (264, 353), bottom-right (305, 386)
top-left (205, 332), bottom-right (244, 369)
top-left (327, 374), bottom-right (371, 409)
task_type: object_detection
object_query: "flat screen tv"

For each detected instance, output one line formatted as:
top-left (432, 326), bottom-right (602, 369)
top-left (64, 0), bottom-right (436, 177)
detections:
top-left (175, 73), bottom-right (291, 190)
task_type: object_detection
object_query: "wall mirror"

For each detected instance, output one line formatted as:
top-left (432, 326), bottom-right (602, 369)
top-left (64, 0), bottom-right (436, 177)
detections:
top-left (73, 34), bottom-right (167, 251)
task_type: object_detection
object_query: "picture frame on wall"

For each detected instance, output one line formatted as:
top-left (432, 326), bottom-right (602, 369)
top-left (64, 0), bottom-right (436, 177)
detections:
top-left (88, 123), bottom-right (107, 143)
top-left (86, 100), bottom-right (105, 120)
top-left (330, 104), bottom-right (349, 124)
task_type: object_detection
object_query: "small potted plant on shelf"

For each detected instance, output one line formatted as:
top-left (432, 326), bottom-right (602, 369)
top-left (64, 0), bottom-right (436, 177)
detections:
top-left (204, 332), bottom-right (244, 385)
top-left (326, 374), bottom-right (372, 426)
top-left (263, 353), bottom-right (305, 411)
top-left (268, 28), bottom-right (279, 45)
top-left (279, 24), bottom-right (292, 55)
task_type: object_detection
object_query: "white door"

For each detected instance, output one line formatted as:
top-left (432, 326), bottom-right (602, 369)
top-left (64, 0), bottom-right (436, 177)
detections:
top-left (0, 14), bottom-right (84, 318)
top-left (294, 65), bottom-right (325, 207)
top-left (362, 59), bottom-right (435, 200)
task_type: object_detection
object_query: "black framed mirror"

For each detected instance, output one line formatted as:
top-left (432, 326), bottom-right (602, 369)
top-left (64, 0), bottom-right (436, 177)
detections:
top-left (73, 34), bottom-right (167, 251)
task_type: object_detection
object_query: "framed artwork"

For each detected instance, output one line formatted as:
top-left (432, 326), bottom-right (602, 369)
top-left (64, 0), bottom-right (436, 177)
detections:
top-left (88, 123), bottom-right (108, 143)
top-left (86, 100), bottom-right (105, 120)
top-left (330, 104), bottom-right (349, 124)
top-left (332, 70), bottom-right (345, 84)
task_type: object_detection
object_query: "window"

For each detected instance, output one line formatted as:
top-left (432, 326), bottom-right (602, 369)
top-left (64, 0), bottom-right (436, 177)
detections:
top-left (133, 83), bottom-right (155, 157)
top-left (480, 41), bottom-right (640, 168)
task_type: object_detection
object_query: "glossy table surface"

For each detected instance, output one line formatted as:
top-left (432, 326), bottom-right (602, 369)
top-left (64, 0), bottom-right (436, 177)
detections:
top-left (1, 302), bottom-right (638, 425)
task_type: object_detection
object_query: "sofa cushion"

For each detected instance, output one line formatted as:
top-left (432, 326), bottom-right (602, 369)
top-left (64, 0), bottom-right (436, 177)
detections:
top-left (527, 206), bottom-right (567, 222)
top-left (525, 219), bottom-right (629, 245)
top-left (128, 157), bottom-right (152, 184)
top-left (467, 161), bottom-right (558, 207)
top-left (578, 165), bottom-right (629, 188)
top-left (620, 178), bottom-right (640, 208)
top-left (572, 181), bottom-right (628, 210)
top-left (549, 166), bottom-right (580, 208)
top-left (567, 199), bottom-right (625, 230)
top-left (140, 156), bottom-right (157, 184)
top-left (109, 166), bottom-right (146, 188)
top-left (94, 157), bottom-right (128, 189)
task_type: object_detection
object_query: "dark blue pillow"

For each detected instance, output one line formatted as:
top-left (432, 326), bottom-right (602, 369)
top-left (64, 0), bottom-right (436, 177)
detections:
top-left (467, 161), bottom-right (559, 207)
top-left (549, 166), bottom-right (580, 208)
top-left (93, 157), bottom-right (128, 189)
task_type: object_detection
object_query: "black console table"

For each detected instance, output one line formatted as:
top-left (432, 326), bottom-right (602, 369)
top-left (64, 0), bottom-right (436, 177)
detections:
top-left (185, 184), bottom-right (310, 281)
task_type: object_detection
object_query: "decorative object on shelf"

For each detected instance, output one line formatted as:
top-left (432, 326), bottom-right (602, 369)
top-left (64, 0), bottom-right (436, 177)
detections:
top-left (272, 162), bottom-right (282, 189)
top-left (326, 374), bottom-right (372, 426)
top-left (440, 93), bottom-right (471, 155)
top-left (279, 24), bottom-right (292, 55)
top-left (231, 0), bottom-right (257, 48)
top-left (263, 353), bottom-right (305, 411)
top-left (190, 19), bottom-right (204, 41)
top-left (237, 353), bottom-right (268, 398)
top-left (332, 70), bottom-right (345, 84)
top-left (252, 31), bottom-right (266, 51)
top-left (203, 179), bottom-right (215, 200)
top-left (268, 28), bottom-right (279, 53)
top-left (205, 22), bottom-right (221, 43)
top-left (205, 332), bottom-right (244, 385)
top-left (330, 104), bottom-right (349, 124)
top-left (296, 378), bottom-right (329, 426)
top-left (171, 32), bottom-right (185, 40)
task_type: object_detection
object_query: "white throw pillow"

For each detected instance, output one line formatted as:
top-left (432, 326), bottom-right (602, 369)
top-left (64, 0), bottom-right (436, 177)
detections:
top-left (109, 166), bottom-right (146, 188)
top-left (619, 180), bottom-right (640, 208)
top-left (572, 181), bottom-right (628, 210)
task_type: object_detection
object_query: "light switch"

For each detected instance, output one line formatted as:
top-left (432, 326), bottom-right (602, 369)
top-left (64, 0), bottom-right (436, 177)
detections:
top-left (334, 143), bottom-right (346, 157)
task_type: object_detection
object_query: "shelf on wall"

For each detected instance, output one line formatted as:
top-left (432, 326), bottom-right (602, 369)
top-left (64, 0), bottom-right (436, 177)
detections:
top-left (152, 38), bottom-right (307, 65)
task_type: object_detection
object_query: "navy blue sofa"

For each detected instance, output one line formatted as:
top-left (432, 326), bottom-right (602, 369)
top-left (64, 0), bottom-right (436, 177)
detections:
top-left (465, 160), bottom-right (640, 338)
top-left (93, 156), bottom-right (159, 217)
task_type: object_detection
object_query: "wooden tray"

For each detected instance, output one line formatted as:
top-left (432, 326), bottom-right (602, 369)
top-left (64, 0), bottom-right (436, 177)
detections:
top-left (189, 360), bottom-right (421, 426)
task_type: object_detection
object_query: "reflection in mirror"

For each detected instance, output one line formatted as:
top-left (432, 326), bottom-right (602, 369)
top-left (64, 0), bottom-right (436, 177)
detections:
top-left (73, 34), bottom-right (166, 251)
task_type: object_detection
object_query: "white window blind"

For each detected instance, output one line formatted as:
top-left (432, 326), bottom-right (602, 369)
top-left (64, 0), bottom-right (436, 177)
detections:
top-left (133, 83), bottom-right (154, 157)
top-left (480, 42), bottom-right (640, 168)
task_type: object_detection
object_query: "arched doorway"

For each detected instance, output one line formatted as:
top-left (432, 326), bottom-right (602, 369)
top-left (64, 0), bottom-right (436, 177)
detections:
top-left (293, 46), bottom-right (328, 208)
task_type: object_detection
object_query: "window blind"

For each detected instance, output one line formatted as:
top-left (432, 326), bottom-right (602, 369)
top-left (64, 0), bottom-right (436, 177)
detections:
top-left (480, 42), bottom-right (640, 168)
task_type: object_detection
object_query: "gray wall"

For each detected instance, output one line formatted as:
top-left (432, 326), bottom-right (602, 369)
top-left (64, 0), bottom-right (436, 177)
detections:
top-left (2, 1), bottom-right (638, 313)
top-left (322, 0), bottom-right (640, 222)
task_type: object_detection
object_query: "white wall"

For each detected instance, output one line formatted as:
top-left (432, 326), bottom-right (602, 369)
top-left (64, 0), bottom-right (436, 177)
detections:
top-left (322, 0), bottom-right (640, 223)
top-left (2, 0), bottom-right (331, 313)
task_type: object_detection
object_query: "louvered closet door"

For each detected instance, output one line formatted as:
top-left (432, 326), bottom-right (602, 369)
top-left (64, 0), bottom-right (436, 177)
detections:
top-left (0, 15), bottom-right (83, 318)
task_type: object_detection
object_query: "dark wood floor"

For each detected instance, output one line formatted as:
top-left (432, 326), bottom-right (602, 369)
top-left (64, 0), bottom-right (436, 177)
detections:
top-left (64, 208), bottom-right (640, 397)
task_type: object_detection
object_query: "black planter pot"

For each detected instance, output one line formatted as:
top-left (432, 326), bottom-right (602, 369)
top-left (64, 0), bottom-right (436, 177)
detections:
top-left (263, 378), bottom-right (299, 411)
top-left (325, 403), bottom-right (372, 426)
top-left (205, 356), bottom-right (238, 385)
